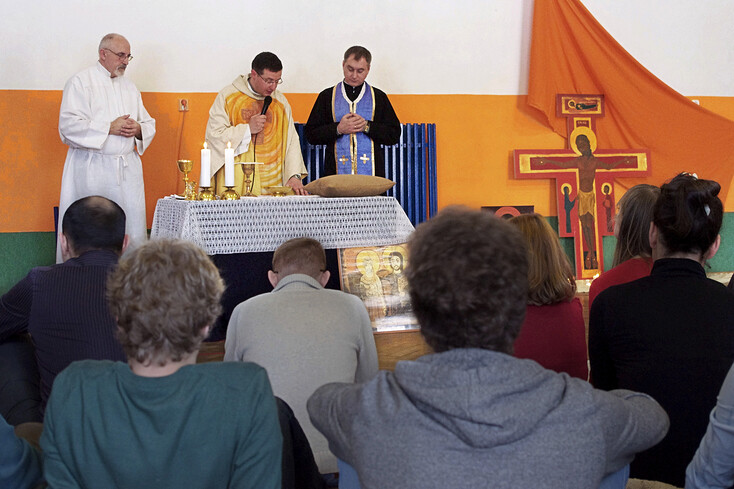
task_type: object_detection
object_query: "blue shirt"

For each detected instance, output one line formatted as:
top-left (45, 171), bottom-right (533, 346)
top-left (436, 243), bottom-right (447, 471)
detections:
top-left (0, 414), bottom-right (42, 488)
top-left (686, 362), bottom-right (734, 488)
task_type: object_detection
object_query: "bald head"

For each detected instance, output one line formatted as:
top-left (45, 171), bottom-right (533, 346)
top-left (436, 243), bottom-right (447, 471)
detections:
top-left (62, 196), bottom-right (126, 257)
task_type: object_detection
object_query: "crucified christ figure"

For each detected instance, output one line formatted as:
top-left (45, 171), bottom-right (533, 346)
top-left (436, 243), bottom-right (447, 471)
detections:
top-left (537, 134), bottom-right (635, 269)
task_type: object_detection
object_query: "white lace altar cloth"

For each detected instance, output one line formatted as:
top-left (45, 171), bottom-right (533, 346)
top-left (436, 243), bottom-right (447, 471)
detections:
top-left (150, 195), bottom-right (415, 254)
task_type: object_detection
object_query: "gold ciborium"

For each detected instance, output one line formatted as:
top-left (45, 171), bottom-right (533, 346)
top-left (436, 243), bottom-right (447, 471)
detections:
top-left (177, 159), bottom-right (197, 200)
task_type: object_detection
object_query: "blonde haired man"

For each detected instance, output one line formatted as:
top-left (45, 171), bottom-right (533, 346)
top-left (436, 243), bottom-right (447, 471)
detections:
top-left (225, 237), bottom-right (378, 475)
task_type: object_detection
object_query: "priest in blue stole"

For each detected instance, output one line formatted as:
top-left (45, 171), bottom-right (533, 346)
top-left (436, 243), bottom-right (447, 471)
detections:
top-left (333, 81), bottom-right (376, 175)
top-left (305, 46), bottom-right (401, 178)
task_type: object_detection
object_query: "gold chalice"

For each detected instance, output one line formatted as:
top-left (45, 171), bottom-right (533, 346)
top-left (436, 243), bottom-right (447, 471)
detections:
top-left (177, 159), bottom-right (196, 200)
top-left (242, 163), bottom-right (256, 197)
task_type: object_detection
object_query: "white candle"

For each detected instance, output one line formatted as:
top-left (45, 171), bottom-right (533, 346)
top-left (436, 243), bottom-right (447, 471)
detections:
top-left (224, 141), bottom-right (234, 187)
top-left (200, 142), bottom-right (211, 187)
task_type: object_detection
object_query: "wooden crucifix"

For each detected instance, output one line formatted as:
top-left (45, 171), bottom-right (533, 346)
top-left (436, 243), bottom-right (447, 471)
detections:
top-left (514, 94), bottom-right (650, 279)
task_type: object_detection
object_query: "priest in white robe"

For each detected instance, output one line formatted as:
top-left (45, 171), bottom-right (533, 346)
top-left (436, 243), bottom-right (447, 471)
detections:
top-left (57, 33), bottom-right (155, 262)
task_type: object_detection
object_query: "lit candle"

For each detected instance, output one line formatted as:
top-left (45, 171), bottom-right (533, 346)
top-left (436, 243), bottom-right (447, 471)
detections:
top-left (224, 141), bottom-right (234, 187)
top-left (200, 142), bottom-right (211, 187)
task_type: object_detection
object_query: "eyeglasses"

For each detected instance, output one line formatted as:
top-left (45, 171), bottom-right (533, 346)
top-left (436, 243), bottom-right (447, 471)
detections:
top-left (256, 72), bottom-right (283, 86)
top-left (103, 48), bottom-right (133, 61)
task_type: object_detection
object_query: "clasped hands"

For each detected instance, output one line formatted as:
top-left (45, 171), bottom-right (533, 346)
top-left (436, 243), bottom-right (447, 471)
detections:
top-left (110, 115), bottom-right (141, 139)
top-left (337, 113), bottom-right (367, 135)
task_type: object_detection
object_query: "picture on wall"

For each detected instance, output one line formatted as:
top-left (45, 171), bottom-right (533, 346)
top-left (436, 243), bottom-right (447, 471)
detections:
top-left (338, 244), bottom-right (418, 332)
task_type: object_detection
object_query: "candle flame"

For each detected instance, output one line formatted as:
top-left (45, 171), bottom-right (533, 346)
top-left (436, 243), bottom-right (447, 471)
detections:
top-left (203, 142), bottom-right (208, 150)
top-left (227, 141), bottom-right (231, 149)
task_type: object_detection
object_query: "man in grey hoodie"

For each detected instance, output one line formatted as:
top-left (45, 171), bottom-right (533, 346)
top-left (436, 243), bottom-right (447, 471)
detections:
top-left (308, 206), bottom-right (669, 489)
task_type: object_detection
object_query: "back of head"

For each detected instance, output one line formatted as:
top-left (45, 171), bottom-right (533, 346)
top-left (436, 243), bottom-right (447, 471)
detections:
top-left (107, 239), bottom-right (224, 366)
top-left (406, 207), bottom-right (528, 354)
top-left (272, 237), bottom-right (326, 280)
top-left (613, 184), bottom-right (660, 266)
top-left (62, 196), bottom-right (126, 255)
top-left (343, 46), bottom-right (372, 64)
top-left (252, 52), bottom-right (282, 74)
top-left (653, 173), bottom-right (723, 258)
top-left (508, 213), bottom-right (576, 306)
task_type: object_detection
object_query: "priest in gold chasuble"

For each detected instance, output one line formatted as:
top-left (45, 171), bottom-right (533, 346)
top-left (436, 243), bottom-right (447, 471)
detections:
top-left (206, 52), bottom-right (307, 195)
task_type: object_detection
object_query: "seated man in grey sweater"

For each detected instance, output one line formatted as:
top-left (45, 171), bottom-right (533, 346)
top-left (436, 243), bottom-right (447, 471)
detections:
top-left (225, 237), bottom-right (378, 475)
top-left (307, 206), bottom-right (670, 489)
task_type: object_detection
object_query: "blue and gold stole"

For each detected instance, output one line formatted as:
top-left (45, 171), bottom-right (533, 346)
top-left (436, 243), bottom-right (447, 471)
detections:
top-left (332, 82), bottom-right (376, 175)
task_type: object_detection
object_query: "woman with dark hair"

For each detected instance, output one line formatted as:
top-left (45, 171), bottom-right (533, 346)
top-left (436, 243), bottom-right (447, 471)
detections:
top-left (590, 173), bottom-right (734, 487)
top-left (509, 213), bottom-right (588, 380)
top-left (588, 184), bottom-right (660, 306)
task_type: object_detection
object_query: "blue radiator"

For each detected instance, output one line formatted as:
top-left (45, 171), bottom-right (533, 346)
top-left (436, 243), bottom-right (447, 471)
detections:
top-left (295, 123), bottom-right (437, 226)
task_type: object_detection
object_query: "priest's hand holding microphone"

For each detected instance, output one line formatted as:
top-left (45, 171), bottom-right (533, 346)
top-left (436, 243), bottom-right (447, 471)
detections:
top-left (246, 96), bottom-right (308, 195)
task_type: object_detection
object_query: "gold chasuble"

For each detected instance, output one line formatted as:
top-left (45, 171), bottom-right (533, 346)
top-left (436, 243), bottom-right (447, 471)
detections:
top-left (220, 92), bottom-right (288, 195)
top-left (205, 75), bottom-right (306, 197)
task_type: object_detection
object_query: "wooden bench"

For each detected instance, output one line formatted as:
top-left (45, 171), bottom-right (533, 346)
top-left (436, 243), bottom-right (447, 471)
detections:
top-left (197, 329), bottom-right (432, 372)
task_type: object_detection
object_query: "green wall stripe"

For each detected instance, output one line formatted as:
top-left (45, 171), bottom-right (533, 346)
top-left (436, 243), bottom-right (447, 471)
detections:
top-left (0, 232), bottom-right (56, 294)
top-left (541, 214), bottom-right (734, 276)
top-left (2, 213), bottom-right (734, 294)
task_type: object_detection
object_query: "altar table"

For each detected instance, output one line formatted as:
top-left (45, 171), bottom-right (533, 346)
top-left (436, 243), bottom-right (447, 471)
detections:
top-left (150, 195), bottom-right (415, 253)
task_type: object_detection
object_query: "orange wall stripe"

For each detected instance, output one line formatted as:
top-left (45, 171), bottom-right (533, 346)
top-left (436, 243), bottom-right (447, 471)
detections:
top-left (1, 90), bottom-right (734, 233)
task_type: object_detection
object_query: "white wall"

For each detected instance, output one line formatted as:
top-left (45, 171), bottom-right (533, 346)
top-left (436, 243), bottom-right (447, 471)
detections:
top-left (1, 0), bottom-right (731, 96)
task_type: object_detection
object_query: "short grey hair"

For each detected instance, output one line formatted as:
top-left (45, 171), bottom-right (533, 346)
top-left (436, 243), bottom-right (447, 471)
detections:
top-left (99, 33), bottom-right (124, 52)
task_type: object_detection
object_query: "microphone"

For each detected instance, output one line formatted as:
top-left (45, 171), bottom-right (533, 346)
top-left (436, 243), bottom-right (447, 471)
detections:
top-left (261, 96), bottom-right (272, 115)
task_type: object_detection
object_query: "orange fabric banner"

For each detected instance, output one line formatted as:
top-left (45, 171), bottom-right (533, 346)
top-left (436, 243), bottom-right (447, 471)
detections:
top-left (528, 0), bottom-right (734, 199)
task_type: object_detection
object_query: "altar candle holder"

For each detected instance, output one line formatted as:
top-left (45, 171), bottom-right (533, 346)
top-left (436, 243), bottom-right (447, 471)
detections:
top-left (199, 142), bottom-right (214, 200)
top-left (221, 187), bottom-right (240, 200)
top-left (198, 188), bottom-right (215, 201)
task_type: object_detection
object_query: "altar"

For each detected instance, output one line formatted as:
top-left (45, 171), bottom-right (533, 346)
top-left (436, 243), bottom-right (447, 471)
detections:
top-left (150, 195), bottom-right (416, 254)
top-left (151, 196), bottom-right (431, 367)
